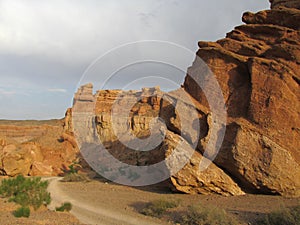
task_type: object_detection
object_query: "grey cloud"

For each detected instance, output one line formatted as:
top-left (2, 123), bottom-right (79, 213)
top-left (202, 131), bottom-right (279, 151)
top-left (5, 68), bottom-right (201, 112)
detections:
top-left (0, 0), bottom-right (270, 119)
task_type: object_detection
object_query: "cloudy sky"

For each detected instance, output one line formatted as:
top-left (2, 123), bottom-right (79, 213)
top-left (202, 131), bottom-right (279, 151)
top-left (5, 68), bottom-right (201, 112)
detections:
top-left (0, 0), bottom-right (269, 120)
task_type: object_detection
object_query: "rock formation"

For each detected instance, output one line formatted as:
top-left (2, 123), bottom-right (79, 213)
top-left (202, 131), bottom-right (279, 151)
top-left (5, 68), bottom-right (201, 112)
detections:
top-left (70, 0), bottom-right (299, 197)
top-left (0, 119), bottom-right (79, 176)
top-left (183, 0), bottom-right (300, 196)
top-left (1, 0), bottom-right (298, 197)
top-left (72, 84), bottom-right (244, 195)
top-left (270, 0), bottom-right (300, 9)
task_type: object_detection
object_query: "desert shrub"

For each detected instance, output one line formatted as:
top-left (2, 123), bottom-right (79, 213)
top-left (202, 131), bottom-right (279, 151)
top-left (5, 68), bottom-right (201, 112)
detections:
top-left (68, 164), bottom-right (78, 174)
top-left (61, 173), bottom-right (89, 182)
top-left (140, 199), bottom-right (180, 218)
top-left (178, 204), bottom-right (239, 225)
top-left (56, 202), bottom-right (72, 212)
top-left (68, 161), bottom-right (81, 174)
top-left (62, 160), bottom-right (89, 182)
top-left (13, 206), bottom-right (30, 218)
top-left (257, 205), bottom-right (300, 225)
top-left (0, 175), bottom-right (51, 210)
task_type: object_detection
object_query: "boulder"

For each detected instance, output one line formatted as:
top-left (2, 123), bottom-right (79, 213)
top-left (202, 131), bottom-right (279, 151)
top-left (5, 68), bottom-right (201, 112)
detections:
top-left (30, 162), bottom-right (53, 176)
top-left (2, 143), bottom-right (43, 176)
top-left (164, 131), bottom-right (244, 196)
top-left (215, 120), bottom-right (300, 197)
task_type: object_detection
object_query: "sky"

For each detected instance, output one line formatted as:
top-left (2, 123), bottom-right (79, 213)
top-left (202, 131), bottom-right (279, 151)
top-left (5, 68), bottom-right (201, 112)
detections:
top-left (0, 0), bottom-right (270, 120)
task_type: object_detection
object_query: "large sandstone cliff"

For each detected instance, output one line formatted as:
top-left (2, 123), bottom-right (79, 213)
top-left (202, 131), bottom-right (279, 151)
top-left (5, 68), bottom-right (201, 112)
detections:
top-left (72, 84), bottom-right (244, 196)
top-left (183, 0), bottom-right (300, 196)
top-left (70, 0), bottom-right (299, 197)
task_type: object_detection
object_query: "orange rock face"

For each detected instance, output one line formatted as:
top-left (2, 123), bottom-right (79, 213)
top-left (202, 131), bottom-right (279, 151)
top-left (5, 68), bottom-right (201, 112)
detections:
top-left (68, 0), bottom-right (299, 197)
top-left (0, 119), bottom-right (79, 176)
top-left (183, 1), bottom-right (300, 196)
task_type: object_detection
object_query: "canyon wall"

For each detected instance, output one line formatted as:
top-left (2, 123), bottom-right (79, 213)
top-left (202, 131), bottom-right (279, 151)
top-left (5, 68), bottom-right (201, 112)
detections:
top-left (0, 119), bottom-right (78, 176)
top-left (183, 0), bottom-right (300, 196)
top-left (1, 0), bottom-right (299, 197)
top-left (72, 84), bottom-right (244, 196)
top-left (71, 0), bottom-right (299, 197)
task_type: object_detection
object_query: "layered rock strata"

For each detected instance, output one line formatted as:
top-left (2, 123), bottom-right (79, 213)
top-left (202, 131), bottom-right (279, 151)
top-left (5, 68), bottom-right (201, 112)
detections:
top-left (0, 119), bottom-right (79, 176)
top-left (71, 0), bottom-right (299, 197)
top-left (183, 0), bottom-right (300, 196)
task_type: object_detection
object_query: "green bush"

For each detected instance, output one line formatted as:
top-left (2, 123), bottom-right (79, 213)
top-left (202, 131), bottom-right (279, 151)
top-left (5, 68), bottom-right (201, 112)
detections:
top-left (140, 199), bottom-right (180, 218)
top-left (68, 161), bottom-right (81, 174)
top-left (257, 205), bottom-right (300, 225)
top-left (178, 204), bottom-right (239, 225)
top-left (0, 175), bottom-right (51, 210)
top-left (56, 202), bottom-right (72, 212)
top-left (13, 206), bottom-right (30, 218)
top-left (68, 164), bottom-right (77, 174)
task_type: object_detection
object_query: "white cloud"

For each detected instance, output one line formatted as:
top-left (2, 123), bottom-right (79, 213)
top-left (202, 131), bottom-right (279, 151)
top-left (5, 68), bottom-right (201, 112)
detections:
top-left (0, 0), bottom-right (270, 119)
top-left (47, 88), bottom-right (67, 93)
top-left (0, 0), bottom-right (269, 65)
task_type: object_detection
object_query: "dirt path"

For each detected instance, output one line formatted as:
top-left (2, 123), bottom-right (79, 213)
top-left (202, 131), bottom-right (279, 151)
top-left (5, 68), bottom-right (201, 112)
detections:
top-left (47, 177), bottom-right (161, 225)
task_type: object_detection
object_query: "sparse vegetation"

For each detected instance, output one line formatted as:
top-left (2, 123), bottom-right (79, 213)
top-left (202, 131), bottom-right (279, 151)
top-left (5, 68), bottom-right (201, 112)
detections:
top-left (62, 160), bottom-right (89, 182)
top-left (140, 199), bottom-right (180, 218)
top-left (56, 202), bottom-right (72, 212)
top-left (68, 161), bottom-right (81, 174)
top-left (62, 173), bottom-right (90, 182)
top-left (177, 204), bottom-right (239, 225)
top-left (13, 206), bottom-right (30, 218)
top-left (0, 175), bottom-right (51, 217)
top-left (257, 205), bottom-right (300, 225)
top-left (140, 199), bottom-right (239, 224)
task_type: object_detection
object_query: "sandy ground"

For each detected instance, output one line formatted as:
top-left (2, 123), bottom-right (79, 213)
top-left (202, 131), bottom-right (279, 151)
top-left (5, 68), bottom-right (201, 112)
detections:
top-left (47, 177), bottom-right (165, 225)
top-left (0, 176), bottom-right (82, 225)
top-left (0, 176), bottom-right (298, 225)
top-left (0, 197), bottom-right (82, 225)
top-left (46, 177), bottom-right (299, 225)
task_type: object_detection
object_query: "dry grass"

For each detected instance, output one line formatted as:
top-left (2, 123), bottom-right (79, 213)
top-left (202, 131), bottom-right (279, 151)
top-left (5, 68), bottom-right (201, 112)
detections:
top-left (257, 205), bottom-right (300, 225)
top-left (177, 204), bottom-right (239, 225)
top-left (56, 202), bottom-right (72, 212)
top-left (140, 199), bottom-right (180, 218)
top-left (61, 173), bottom-right (90, 182)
